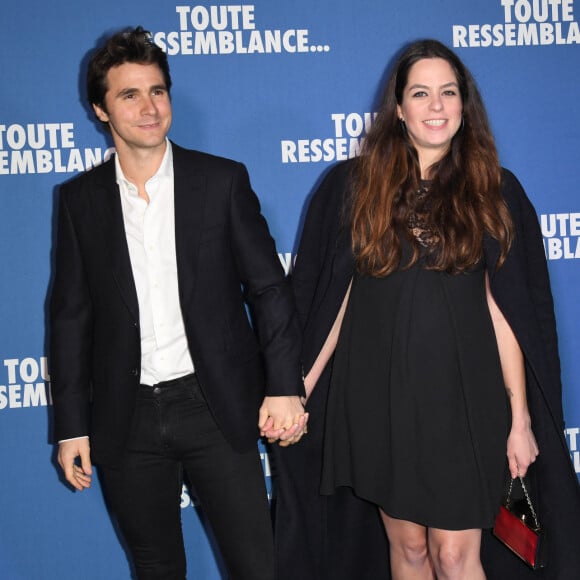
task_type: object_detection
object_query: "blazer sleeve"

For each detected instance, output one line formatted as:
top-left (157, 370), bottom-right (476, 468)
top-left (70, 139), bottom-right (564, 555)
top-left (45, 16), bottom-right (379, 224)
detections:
top-left (228, 162), bottom-right (304, 397)
top-left (49, 183), bottom-right (93, 441)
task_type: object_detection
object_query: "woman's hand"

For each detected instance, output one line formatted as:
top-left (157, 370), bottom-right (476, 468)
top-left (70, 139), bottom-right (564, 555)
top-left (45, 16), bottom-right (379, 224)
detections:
top-left (506, 422), bottom-right (539, 478)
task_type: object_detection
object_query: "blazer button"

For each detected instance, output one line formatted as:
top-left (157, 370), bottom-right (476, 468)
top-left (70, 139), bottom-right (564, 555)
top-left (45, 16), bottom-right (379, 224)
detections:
top-left (130, 368), bottom-right (139, 376)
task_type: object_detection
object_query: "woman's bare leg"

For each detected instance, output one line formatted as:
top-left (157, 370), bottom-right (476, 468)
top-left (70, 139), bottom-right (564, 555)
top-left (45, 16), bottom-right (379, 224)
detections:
top-left (380, 510), bottom-right (435, 580)
top-left (428, 527), bottom-right (485, 580)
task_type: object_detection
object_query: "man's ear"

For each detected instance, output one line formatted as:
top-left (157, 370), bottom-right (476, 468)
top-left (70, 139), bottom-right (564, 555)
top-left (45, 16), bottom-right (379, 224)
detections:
top-left (92, 103), bottom-right (109, 123)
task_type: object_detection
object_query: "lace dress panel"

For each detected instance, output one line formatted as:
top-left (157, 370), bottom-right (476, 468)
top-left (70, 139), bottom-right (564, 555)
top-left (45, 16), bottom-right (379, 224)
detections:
top-left (407, 183), bottom-right (439, 248)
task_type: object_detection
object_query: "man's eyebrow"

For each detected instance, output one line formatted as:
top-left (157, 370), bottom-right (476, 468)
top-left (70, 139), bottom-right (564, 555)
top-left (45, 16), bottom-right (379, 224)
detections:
top-left (115, 87), bottom-right (138, 97)
top-left (114, 84), bottom-right (167, 97)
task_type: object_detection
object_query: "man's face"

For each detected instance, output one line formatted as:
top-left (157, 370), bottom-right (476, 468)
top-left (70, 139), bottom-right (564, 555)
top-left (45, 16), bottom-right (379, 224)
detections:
top-left (93, 62), bottom-right (172, 155)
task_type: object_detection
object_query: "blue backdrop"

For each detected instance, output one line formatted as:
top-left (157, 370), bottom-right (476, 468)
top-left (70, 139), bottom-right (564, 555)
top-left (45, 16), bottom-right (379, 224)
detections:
top-left (1, 1), bottom-right (579, 578)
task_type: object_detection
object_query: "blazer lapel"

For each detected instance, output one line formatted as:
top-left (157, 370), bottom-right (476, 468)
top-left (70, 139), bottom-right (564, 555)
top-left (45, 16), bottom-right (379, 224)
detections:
top-left (92, 159), bottom-right (139, 321)
top-left (172, 145), bottom-right (207, 307)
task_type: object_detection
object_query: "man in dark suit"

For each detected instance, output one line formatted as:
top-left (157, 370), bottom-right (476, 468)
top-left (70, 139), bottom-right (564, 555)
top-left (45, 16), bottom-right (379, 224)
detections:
top-left (50, 26), bottom-right (306, 580)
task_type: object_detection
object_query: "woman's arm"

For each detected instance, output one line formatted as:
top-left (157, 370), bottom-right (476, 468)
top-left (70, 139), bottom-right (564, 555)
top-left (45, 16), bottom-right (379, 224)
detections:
top-left (486, 272), bottom-right (539, 478)
top-left (303, 280), bottom-right (352, 401)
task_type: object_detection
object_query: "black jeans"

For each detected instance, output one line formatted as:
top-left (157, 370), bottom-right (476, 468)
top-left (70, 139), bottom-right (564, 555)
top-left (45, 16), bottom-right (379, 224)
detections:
top-left (100, 374), bottom-right (274, 580)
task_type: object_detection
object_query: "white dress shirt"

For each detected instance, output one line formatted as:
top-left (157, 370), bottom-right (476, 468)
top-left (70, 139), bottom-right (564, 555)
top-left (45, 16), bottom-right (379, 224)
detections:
top-left (116, 141), bottom-right (195, 386)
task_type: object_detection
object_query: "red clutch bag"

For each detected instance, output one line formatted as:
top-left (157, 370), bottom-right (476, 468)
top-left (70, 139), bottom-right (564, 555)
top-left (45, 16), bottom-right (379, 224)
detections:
top-left (493, 475), bottom-right (546, 569)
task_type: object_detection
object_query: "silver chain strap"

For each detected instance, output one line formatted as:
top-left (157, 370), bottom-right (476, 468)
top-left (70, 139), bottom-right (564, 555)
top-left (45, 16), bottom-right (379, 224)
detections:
top-left (506, 474), bottom-right (540, 530)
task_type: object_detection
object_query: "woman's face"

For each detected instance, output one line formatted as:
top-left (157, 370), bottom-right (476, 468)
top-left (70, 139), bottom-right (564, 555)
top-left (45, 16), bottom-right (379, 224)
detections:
top-left (397, 57), bottom-right (463, 174)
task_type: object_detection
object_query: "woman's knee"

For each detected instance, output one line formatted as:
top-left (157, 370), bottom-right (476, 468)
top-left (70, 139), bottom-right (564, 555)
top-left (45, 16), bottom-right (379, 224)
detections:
top-left (432, 543), bottom-right (465, 575)
top-left (397, 536), bottom-right (429, 566)
top-left (381, 514), bottom-right (429, 566)
top-left (428, 529), bottom-right (481, 577)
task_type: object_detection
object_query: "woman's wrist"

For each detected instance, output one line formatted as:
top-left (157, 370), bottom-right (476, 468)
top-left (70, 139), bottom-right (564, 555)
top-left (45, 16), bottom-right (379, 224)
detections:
top-left (510, 413), bottom-right (532, 431)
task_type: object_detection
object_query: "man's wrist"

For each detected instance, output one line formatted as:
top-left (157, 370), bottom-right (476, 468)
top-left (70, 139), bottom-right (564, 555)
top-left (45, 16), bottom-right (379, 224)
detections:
top-left (58, 435), bottom-right (89, 443)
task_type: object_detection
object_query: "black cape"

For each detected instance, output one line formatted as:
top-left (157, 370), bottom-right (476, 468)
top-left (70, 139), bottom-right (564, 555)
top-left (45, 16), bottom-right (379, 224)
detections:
top-left (272, 160), bottom-right (580, 580)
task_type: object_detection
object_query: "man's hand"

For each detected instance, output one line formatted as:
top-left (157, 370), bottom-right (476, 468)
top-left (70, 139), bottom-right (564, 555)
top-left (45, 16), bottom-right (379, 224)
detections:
top-left (58, 438), bottom-right (93, 491)
top-left (258, 395), bottom-right (308, 447)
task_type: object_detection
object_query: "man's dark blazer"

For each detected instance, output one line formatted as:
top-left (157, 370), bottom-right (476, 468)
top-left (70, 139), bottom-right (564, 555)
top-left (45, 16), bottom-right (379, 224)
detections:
top-left (50, 143), bottom-right (303, 467)
top-left (274, 160), bottom-right (580, 580)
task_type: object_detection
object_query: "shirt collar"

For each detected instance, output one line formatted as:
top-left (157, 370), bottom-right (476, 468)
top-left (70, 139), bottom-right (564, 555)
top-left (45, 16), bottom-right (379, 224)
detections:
top-left (114, 139), bottom-right (173, 188)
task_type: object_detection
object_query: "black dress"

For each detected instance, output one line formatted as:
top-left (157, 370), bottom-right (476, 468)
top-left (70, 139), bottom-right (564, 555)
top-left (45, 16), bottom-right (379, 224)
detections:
top-left (321, 220), bottom-right (510, 530)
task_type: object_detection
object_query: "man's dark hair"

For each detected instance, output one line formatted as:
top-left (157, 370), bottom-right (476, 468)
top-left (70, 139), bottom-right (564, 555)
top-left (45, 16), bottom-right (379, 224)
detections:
top-left (87, 26), bottom-right (172, 112)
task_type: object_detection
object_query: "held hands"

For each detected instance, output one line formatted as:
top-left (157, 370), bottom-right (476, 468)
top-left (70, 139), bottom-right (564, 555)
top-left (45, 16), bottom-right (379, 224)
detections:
top-left (507, 422), bottom-right (539, 478)
top-left (258, 395), bottom-right (309, 447)
top-left (58, 438), bottom-right (93, 491)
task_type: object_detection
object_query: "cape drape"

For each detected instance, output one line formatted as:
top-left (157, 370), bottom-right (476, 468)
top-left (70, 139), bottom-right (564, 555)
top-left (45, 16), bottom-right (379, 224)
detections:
top-left (272, 160), bottom-right (580, 580)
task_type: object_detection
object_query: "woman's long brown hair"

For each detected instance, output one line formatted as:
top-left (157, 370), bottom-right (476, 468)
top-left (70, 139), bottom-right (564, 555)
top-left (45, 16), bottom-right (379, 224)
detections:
top-left (352, 40), bottom-right (513, 276)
